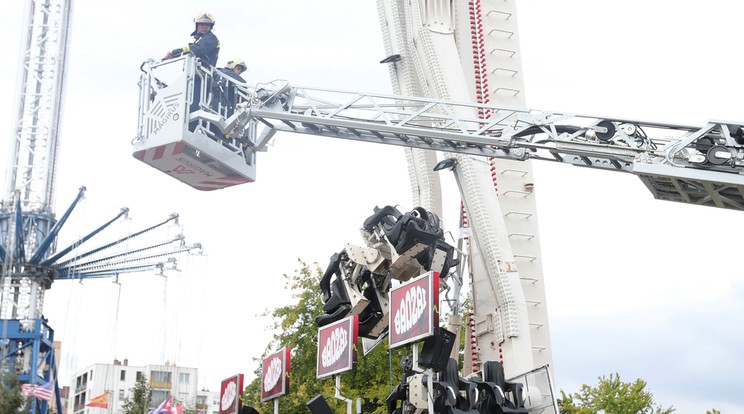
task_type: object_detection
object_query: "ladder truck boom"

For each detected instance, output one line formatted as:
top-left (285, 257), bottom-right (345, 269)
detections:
top-left (135, 56), bottom-right (744, 210)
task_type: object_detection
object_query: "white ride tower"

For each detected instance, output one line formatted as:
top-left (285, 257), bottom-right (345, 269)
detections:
top-left (377, 0), bottom-right (554, 400)
top-left (1, 0), bottom-right (72, 336)
top-left (0, 0), bottom-right (72, 411)
top-left (1, 0), bottom-right (72, 321)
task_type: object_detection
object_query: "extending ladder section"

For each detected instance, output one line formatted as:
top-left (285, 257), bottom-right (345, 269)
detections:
top-left (136, 57), bottom-right (744, 211)
top-left (247, 84), bottom-right (744, 211)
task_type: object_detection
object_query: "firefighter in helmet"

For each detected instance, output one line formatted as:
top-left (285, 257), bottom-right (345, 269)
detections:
top-left (214, 58), bottom-right (248, 115)
top-left (220, 59), bottom-right (247, 83)
top-left (164, 12), bottom-right (220, 67)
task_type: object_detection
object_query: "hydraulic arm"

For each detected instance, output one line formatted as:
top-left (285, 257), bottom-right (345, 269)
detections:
top-left (248, 85), bottom-right (744, 211)
top-left (136, 56), bottom-right (744, 210)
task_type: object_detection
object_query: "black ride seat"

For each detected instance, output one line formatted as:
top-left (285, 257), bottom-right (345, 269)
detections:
top-left (472, 361), bottom-right (528, 414)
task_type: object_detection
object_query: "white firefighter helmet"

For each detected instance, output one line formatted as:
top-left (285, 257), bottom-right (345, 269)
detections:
top-left (226, 59), bottom-right (247, 71)
top-left (193, 12), bottom-right (215, 26)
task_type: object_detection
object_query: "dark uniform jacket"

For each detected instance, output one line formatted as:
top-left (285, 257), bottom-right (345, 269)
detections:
top-left (172, 29), bottom-right (220, 67)
top-left (218, 68), bottom-right (246, 83)
top-left (215, 68), bottom-right (246, 110)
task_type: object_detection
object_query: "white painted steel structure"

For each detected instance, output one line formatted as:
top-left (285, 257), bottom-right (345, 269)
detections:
top-left (376, 0), bottom-right (554, 408)
top-left (0, 2), bottom-right (72, 412)
top-left (4, 0), bottom-right (72, 212)
top-left (1, 0), bottom-right (72, 323)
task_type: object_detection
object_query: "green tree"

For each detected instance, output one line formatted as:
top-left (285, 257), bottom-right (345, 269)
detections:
top-left (180, 404), bottom-right (199, 414)
top-left (122, 374), bottom-right (152, 414)
top-left (0, 370), bottom-right (27, 413)
top-left (706, 410), bottom-right (721, 414)
top-left (558, 373), bottom-right (674, 414)
top-left (242, 260), bottom-right (407, 414)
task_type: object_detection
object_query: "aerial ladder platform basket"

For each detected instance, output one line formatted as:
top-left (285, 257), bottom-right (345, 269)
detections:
top-left (133, 55), bottom-right (257, 190)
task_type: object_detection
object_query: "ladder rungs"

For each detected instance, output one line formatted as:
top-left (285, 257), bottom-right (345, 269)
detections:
top-left (494, 87), bottom-right (520, 97)
top-left (492, 67), bottom-right (519, 77)
top-left (490, 48), bottom-right (517, 58)
top-left (503, 190), bottom-right (530, 197)
top-left (488, 28), bottom-right (515, 39)
top-left (500, 168), bottom-right (528, 176)
top-left (505, 211), bottom-right (532, 218)
top-left (487, 10), bottom-right (513, 20)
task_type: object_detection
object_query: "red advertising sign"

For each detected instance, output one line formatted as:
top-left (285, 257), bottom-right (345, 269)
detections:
top-left (316, 315), bottom-right (358, 379)
top-left (389, 271), bottom-right (439, 349)
top-left (219, 374), bottom-right (243, 414)
top-left (261, 347), bottom-right (290, 402)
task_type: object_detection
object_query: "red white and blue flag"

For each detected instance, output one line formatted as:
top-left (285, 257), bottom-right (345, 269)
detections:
top-left (21, 380), bottom-right (54, 401)
top-left (156, 398), bottom-right (182, 414)
top-left (149, 396), bottom-right (173, 414)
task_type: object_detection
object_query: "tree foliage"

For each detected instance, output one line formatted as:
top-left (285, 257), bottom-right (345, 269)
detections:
top-left (181, 405), bottom-right (200, 414)
top-left (242, 260), bottom-right (407, 414)
top-left (558, 373), bottom-right (674, 414)
top-left (122, 374), bottom-right (152, 414)
top-left (0, 370), bottom-right (27, 413)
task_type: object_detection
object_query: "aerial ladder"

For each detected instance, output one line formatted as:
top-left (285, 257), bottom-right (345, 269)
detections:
top-left (134, 54), bottom-right (744, 413)
top-left (134, 57), bottom-right (744, 209)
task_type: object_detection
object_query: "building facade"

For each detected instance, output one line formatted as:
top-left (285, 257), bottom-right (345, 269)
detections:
top-left (67, 359), bottom-right (198, 414)
top-left (195, 389), bottom-right (220, 414)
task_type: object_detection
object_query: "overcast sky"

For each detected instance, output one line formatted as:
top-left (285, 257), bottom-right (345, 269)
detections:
top-left (2, 1), bottom-right (743, 413)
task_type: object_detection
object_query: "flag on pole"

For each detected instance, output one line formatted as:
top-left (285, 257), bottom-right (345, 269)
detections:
top-left (21, 381), bottom-right (54, 401)
top-left (173, 402), bottom-right (183, 414)
top-left (149, 396), bottom-right (173, 414)
top-left (34, 381), bottom-right (54, 401)
top-left (86, 391), bottom-right (110, 408)
top-left (21, 383), bottom-right (35, 398)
